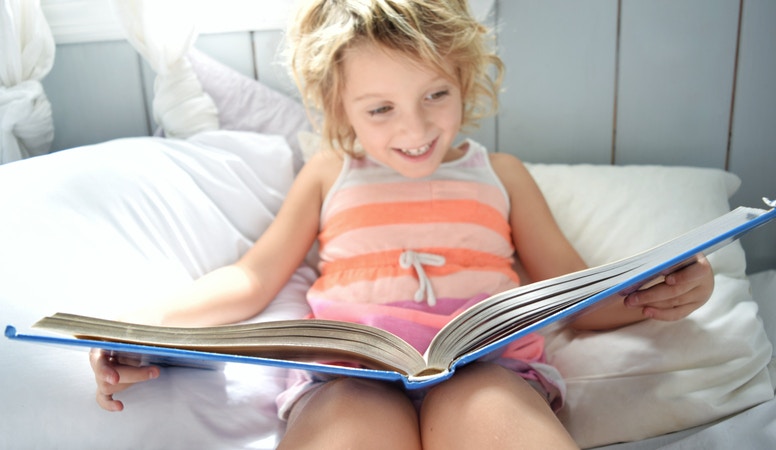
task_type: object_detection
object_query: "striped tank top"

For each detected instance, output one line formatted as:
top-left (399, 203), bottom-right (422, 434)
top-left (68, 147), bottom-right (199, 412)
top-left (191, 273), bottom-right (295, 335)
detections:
top-left (307, 140), bottom-right (544, 361)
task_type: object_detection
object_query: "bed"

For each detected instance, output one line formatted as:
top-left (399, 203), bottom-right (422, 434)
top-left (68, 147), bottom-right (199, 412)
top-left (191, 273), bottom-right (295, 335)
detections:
top-left (2, 1), bottom-right (775, 449)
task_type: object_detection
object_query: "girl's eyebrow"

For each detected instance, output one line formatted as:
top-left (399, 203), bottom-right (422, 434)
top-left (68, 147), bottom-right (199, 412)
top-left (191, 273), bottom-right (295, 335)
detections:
top-left (352, 93), bottom-right (386, 103)
top-left (351, 76), bottom-right (451, 103)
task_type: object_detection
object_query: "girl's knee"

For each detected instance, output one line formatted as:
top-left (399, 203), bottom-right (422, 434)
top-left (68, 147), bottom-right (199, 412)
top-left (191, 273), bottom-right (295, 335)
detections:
top-left (426, 362), bottom-right (538, 404)
top-left (281, 378), bottom-right (421, 450)
top-left (420, 363), bottom-right (578, 449)
top-left (290, 377), bottom-right (414, 426)
top-left (326, 378), bottom-right (409, 409)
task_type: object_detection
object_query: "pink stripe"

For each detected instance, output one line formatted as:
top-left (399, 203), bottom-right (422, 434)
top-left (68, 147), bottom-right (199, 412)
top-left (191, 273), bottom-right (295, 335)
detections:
top-left (308, 271), bottom-right (519, 305)
top-left (306, 295), bottom-right (491, 353)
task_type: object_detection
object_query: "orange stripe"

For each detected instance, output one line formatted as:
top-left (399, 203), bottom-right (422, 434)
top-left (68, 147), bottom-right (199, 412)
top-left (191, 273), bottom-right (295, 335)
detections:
top-left (319, 200), bottom-right (511, 247)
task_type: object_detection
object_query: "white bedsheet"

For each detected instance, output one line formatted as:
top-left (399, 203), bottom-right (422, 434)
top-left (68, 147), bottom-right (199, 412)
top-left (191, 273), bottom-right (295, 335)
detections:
top-left (1, 131), bottom-right (773, 449)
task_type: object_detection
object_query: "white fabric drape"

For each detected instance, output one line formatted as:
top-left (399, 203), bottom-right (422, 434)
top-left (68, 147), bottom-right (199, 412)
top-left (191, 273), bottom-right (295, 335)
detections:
top-left (112, 0), bottom-right (218, 139)
top-left (0, 0), bottom-right (55, 164)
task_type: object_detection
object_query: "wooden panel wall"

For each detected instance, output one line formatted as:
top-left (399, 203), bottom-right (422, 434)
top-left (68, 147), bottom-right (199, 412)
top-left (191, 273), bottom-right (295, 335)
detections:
top-left (495, 0), bottom-right (775, 272)
top-left (43, 41), bottom-right (151, 151)
top-left (728, 0), bottom-right (776, 273)
top-left (37, 0), bottom-right (776, 271)
top-left (615, 0), bottom-right (740, 167)
top-left (497, 0), bottom-right (618, 164)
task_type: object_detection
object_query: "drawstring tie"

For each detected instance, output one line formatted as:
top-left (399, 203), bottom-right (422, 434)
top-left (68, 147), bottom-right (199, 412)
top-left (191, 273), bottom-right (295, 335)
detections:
top-left (399, 250), bottom-right (445, 307)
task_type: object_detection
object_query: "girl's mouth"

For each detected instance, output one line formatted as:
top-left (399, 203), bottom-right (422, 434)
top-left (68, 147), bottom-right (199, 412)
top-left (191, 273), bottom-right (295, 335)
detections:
top-left (396, 141), bottom-right (432, 157)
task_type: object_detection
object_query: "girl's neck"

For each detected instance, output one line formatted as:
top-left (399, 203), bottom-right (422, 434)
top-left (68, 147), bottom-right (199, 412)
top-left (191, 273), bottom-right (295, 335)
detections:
top-left (442, 140), bottom-right (470, 163)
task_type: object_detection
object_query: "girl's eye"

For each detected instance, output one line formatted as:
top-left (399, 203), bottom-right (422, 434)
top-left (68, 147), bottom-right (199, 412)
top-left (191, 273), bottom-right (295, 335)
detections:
top-left (427, 90), bottom-right (450, 101)
top-left (368, 105), bottom-right (392, 116)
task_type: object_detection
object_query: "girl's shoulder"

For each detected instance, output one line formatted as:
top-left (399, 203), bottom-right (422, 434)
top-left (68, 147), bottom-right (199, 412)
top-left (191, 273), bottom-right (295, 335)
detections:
top-left (300, 149), bottom-right (346, 198)
top-left (487, 151), bottom-right (531, 186)
top-left (304, 148), bottom-right (345, 170)
top-left (487, 150), bottom-right (522, 166)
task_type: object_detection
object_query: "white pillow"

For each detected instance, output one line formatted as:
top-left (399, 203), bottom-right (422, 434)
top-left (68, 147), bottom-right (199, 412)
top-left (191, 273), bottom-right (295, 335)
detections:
top-left (0, 131), bottom-right (313, 449)
top-left (527, 164), bottom-right (774, 447)
top-left (187, 48), bottom-right (312, 173)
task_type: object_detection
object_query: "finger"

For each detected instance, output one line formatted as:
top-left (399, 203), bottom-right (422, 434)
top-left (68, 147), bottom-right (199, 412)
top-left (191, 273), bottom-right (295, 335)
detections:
top-left (91, 349), bottom-right (160, 385)
top-left (90, 349), bottom-right (120, 386)
top-left (642, 303), bottom-right (699, 321)
top-left (632, 283), bottom-right (707, 320)
top-left (96, 390), bottom-right (124, 412)
top-left (90, 349), bottom-right (160, 412)
top-left (625, 281), bottom-right (694, 308)
top-left (112, 363), bottom-right (161, 385)
top-left (95, 366), bottom-right (160, 412)
top-left (664, 256), bottom-right (712, 287)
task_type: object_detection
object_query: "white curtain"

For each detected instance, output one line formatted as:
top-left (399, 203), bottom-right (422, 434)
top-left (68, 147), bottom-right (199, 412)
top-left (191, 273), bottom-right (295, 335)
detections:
top-left (0, 0), bottom-right (55, 164)
top-left (112, 0), bottom-right (218, 139)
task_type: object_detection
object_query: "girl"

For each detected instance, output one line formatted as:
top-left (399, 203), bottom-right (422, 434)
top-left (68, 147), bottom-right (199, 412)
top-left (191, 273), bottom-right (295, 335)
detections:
top-left (91, 1), bottom-right (715, 448)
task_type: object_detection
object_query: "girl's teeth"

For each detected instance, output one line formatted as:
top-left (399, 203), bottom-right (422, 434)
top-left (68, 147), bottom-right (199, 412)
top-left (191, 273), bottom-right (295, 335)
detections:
top-left (399, 144), bottom-right (430, 156)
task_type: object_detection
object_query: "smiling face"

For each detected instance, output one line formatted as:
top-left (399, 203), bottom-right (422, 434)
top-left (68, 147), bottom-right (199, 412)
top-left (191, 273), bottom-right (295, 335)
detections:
top-left (340, 43), bottom-right (464, 179)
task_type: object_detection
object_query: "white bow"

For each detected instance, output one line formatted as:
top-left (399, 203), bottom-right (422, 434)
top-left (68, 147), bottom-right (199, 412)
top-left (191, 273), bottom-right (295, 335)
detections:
top-left (399, 250), bottom-right (446, 307)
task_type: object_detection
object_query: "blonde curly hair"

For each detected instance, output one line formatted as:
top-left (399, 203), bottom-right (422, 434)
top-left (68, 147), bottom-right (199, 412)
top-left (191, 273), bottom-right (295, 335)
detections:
top-left (286, 0), bottom-right (503, 155)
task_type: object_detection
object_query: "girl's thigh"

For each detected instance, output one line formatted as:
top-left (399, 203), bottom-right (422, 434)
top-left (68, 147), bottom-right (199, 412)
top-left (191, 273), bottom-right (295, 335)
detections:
top-left (279, 377), bottom-right (422, 450)
top-left (419, 362), bottom-right (578, 449)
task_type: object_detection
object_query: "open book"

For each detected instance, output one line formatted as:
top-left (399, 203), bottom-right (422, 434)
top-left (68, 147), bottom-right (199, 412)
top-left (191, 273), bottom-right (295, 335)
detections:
top-left (6, 200), bottom-right (776, 389)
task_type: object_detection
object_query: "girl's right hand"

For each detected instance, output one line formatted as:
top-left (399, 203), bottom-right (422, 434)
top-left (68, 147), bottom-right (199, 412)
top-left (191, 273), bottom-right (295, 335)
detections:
top-left (90, 349), bottom-right (160, 411)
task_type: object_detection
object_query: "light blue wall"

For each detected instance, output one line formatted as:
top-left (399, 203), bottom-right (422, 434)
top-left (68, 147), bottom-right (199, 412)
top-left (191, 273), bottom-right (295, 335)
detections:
top-left (494, 0), bottom-right (775, 273)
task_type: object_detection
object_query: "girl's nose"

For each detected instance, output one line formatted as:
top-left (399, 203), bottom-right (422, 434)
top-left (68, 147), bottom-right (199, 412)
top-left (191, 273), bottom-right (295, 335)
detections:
top-left (398, 105), bottom-right (430, 140)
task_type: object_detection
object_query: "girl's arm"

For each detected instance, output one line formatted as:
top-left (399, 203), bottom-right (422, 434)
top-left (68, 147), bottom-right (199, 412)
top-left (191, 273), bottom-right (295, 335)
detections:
top-left (92, 151), bottom-right (342, 411)
top-left (489, 152), bottom-right (714, 331)
top-left (127, 153), bottom-right (332, 327)
top-left (571, 256), bottom-right (714, 330)
top-left (490, 153), bottom-right (587, 282)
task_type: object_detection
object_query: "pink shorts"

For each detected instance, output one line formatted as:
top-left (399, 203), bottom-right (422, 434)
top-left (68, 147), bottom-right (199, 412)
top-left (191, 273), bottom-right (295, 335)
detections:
top-left (276, 355), bottom-right (565, 420)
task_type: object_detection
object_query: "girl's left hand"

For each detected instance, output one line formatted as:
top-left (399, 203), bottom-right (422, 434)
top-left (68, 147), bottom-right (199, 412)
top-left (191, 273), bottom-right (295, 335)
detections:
top-left (624, 256), bottom-right (715, 321)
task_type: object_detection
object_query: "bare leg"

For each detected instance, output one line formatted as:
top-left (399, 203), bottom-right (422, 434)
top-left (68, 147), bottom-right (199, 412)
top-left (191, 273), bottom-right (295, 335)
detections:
top-left (420, 362), bottom-right (578, 449)
top-left (278, 377), bottom-right (422, 450)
